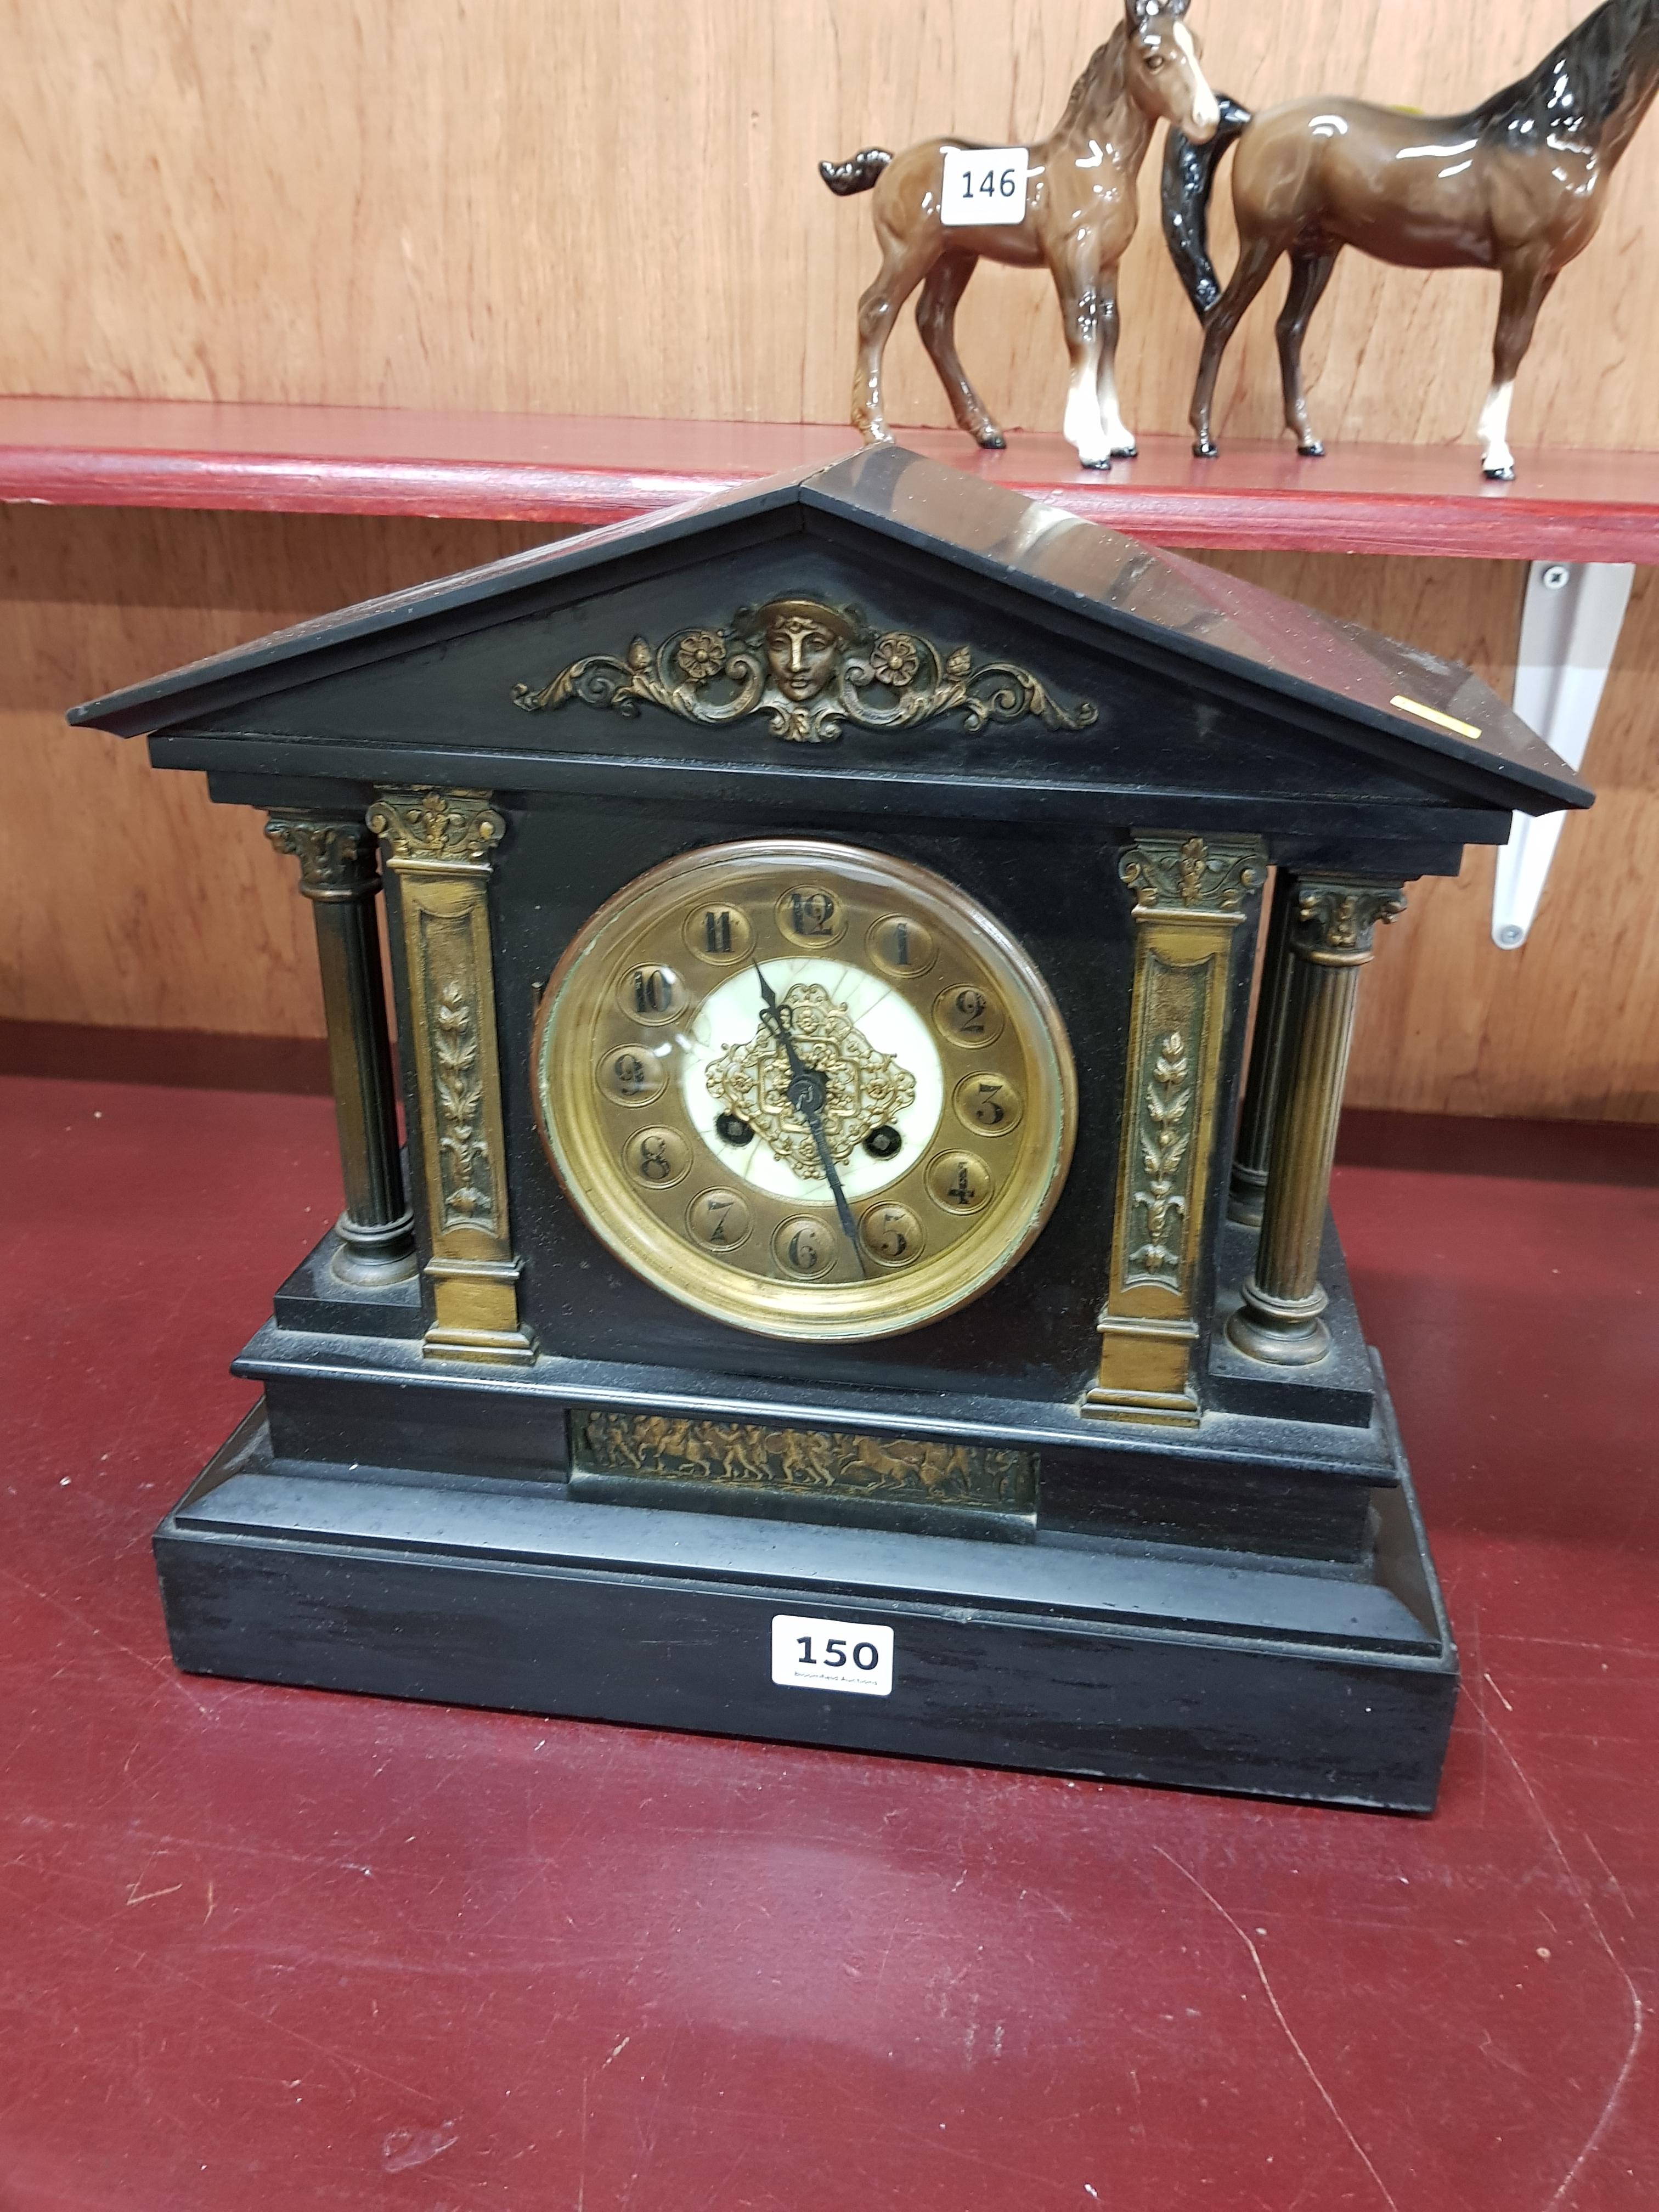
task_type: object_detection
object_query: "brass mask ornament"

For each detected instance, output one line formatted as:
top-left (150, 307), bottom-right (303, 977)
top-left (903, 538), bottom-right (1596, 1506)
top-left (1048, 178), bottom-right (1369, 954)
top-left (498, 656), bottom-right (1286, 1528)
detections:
top-left (511, 595), bottom-right (1096, 746)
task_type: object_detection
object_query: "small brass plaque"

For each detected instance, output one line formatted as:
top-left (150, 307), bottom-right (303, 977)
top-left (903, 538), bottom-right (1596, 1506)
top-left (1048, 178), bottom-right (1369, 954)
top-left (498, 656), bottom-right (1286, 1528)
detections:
top-left (574, 1408), bottom-right (1035, 1514)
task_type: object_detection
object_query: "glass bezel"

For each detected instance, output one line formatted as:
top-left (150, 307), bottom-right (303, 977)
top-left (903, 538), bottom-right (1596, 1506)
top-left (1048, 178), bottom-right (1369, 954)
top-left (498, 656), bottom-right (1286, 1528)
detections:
top-left (531, 839), bottom-right (1076, 1342)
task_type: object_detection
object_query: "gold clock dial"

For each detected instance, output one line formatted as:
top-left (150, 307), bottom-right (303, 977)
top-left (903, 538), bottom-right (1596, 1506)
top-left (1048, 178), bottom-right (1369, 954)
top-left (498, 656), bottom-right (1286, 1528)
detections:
top-left (532, 839), bottom-right (1076, 1341)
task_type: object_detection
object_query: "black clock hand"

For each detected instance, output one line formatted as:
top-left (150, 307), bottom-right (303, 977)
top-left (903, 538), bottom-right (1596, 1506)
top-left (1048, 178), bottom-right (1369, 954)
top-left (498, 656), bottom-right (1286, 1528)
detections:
top-left (753, 964), bottom-right (867, 1273)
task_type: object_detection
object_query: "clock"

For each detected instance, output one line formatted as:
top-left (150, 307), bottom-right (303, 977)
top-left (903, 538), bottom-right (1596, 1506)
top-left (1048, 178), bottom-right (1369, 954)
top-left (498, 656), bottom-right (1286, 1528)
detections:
top-left (78, 441), bottom-right (1551, 1807)
top-left (531, 838), bottom-right (1076, 1341)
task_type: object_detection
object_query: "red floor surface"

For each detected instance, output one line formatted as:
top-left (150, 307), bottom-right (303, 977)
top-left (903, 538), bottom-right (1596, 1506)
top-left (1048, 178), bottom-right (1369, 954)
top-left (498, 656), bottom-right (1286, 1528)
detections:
top-left (2, 1074), bottom-right (1655, 2212)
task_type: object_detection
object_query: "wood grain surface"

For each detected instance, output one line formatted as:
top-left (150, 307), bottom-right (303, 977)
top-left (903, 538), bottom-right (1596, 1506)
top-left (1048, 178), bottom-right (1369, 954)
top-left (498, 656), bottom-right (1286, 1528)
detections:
top-left (8, 401), bottom-right (1659, 562)
top-left (3, 1), bottom-right (1655, 1119)
top-left (0, 509), bottom-right (558, 1040)
top-left (1191, 552), bottom-right (1659, 1122)
top-left (2, 1), bottom-right (1654, 458)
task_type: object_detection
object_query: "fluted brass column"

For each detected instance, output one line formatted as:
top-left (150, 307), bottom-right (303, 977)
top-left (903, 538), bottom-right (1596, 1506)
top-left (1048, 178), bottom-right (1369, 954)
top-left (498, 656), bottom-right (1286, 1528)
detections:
top-left (1227, 867), bottom-right (1297, 1229)
top-left (1227, 879), bottom-right (1406, 1366)
top-left (368, 787), bottom-right (535, 1367)
top-left (266, 812), bottom-right (415, 1288)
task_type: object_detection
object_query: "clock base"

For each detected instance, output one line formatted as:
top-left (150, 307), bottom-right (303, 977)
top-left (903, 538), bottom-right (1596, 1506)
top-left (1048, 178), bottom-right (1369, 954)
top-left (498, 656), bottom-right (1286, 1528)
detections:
top-left (154, 1398), bottom-right (1457, 1814)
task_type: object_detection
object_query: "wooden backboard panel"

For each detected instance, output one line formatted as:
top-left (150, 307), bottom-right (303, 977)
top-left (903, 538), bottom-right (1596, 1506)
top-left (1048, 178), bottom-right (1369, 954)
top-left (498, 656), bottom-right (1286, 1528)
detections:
top-left (2, 3), bottom-right (1652, 1114)
top-left (0, 509), bottom-right (557, 1039)
top-left (0, 2), bottom-right (1653, 458)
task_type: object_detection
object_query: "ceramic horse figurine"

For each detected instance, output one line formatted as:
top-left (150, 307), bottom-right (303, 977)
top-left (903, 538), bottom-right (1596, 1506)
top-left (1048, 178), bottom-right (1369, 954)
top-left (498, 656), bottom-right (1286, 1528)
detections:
top-left (1163, 0), bottom-right (1659, 478)
top-left (820, 0), bottom-right (1220, 470)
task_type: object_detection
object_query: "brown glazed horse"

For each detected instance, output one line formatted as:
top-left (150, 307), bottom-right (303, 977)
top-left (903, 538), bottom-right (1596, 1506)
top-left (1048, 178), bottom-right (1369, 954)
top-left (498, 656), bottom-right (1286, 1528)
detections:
top-left (1163, 0), bottom-right (1659, 477)
top-left (821, 1), bottom-right (1220, 470)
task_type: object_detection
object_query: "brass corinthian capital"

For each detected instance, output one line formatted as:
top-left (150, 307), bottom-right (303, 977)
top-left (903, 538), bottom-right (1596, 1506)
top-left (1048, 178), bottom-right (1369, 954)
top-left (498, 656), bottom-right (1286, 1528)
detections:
top-left (1293, 880), bottom-right (1408, 963)
top-left (1119, 833), bottom-right (1266, 918)
top-left (265, 813), bottom-right (380, 902)
top-left (366, 789), bottom-right (506, 870)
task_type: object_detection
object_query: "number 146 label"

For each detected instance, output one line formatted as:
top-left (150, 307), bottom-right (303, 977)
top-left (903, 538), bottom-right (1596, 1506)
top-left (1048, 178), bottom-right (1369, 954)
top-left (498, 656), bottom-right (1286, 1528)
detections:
top-left (940, 146), bottom-right (1029, 227)
top-left (771, 1615), bottom-right (894, 1696)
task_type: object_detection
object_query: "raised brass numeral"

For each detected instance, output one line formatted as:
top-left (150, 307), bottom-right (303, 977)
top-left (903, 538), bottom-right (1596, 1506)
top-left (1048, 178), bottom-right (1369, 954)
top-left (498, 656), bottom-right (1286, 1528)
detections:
top-left (597, 1045), bottom-right (668, 1105)
top-left (623, 1127), bottom-right (692, 1188)
top-left (953, 1071), bottom-right (1022, 1134)
top-left (777, 886), bottom-right (845, 946)
top-left (686, 1188), bottom-right (752, 1250)
top-left (926, 1150), bottom-right (994, 1213)
top-left (860, 1202), bottom-right (925, 1266)
top-left (867, 915), bottom-right (936, 978)
top-left (619, 964), bottom-right (687, 1024)
top-left (774, 1216), bottom-right (837, 1277)
top-left (683, 903), bottom-right (754, 966)
top-left (933, 983), bottom-right (1005, 1047)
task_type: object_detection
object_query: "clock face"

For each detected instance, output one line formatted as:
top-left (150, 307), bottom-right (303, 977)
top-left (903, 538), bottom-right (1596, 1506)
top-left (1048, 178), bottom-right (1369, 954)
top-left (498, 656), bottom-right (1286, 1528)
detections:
top-left (531, 839), bottom-right (1076, 1341)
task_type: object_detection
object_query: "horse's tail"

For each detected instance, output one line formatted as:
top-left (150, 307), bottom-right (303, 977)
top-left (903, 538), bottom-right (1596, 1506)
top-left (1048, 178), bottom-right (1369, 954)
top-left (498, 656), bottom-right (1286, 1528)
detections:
top-left (819, 147), bottom-right (893, 196)
top-left (1160, 95), bottom-right (1253, 317)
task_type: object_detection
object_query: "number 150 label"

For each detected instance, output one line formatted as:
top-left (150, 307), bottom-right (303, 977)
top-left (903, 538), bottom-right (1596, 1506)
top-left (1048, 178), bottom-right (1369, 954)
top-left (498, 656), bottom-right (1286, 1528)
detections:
top-left (771, 1615), bottom-right (894, 1697)
top-left (940, 146), bottom-right (1029, 227)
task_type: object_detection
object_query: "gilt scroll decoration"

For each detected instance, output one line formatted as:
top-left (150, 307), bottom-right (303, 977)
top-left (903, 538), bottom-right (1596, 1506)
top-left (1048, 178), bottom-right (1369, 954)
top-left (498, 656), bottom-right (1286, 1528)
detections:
top-left (1128, 1020), bottom-right (1195, 1291)
top-left (704, 981), bottom-right (916, 1180)
top-left (511, 595), bottom-right (1096, 746)
top-left (426, 961), bottom-right (499, 1239)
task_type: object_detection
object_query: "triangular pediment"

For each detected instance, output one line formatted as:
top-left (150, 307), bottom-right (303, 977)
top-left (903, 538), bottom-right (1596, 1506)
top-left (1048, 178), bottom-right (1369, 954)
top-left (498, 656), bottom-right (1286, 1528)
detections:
top-left (68, 444), bottom-right (1587, 827)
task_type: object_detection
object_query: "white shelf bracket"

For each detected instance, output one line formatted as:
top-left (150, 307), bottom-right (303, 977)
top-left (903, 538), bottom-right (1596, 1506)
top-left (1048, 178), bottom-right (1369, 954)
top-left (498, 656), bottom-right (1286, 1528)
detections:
top-left (1492, 558), bottom-right (1633, 949)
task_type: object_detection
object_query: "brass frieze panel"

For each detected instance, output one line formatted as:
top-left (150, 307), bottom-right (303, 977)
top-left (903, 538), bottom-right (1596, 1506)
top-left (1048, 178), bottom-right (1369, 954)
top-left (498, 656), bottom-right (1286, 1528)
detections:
top-left (574, 1408), bottom-right (1036, 1514)
top-left (511, 595), bottom-right (1095, 746)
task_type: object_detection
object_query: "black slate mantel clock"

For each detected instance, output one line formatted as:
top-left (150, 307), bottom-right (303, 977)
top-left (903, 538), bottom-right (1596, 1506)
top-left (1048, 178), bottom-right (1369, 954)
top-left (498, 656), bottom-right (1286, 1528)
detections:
top-left (69, 445), bottom-right (1590, 1812)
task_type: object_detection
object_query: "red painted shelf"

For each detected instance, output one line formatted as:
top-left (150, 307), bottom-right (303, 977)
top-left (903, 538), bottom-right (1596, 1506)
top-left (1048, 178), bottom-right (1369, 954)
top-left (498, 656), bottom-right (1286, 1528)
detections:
top-left (3, 395), bottom-right (1657, 560)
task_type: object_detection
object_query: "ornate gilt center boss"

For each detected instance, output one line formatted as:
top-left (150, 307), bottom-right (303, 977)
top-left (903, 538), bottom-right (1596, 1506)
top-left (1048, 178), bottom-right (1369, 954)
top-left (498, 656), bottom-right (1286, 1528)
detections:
top-left (68, 445), bottom-right (1589, 1812)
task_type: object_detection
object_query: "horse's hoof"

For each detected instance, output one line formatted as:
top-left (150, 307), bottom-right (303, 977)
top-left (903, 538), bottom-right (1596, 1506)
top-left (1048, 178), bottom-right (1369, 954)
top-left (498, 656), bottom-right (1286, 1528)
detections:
top-left (1110, 442), bottom-right (1138, 460)
top-left (1297, 439), bottom-right (1325, 459)
top-left (974, 427), bottom-right (1007, 451)
top-left (1079, 455), bottom-right (1113, 472)
top-left (1483, 462), bottom-right (1516, 482)
top-left (1193, 439), bottom-right (1218, 460)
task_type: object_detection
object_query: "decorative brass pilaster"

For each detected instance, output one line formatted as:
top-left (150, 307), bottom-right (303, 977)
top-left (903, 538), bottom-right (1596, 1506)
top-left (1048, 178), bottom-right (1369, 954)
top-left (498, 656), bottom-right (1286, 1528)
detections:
top-left (1085, 833), bottom-right (1267, 1426)
top-left (1227, 879), bottom-right (1407, 1367)
top-left (367, 788), bottom-right (536, 1366)
top-left (265, 812), bottom-right (415, 1288)
top-left (1228, 868), bottom-right (1297, 1229)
